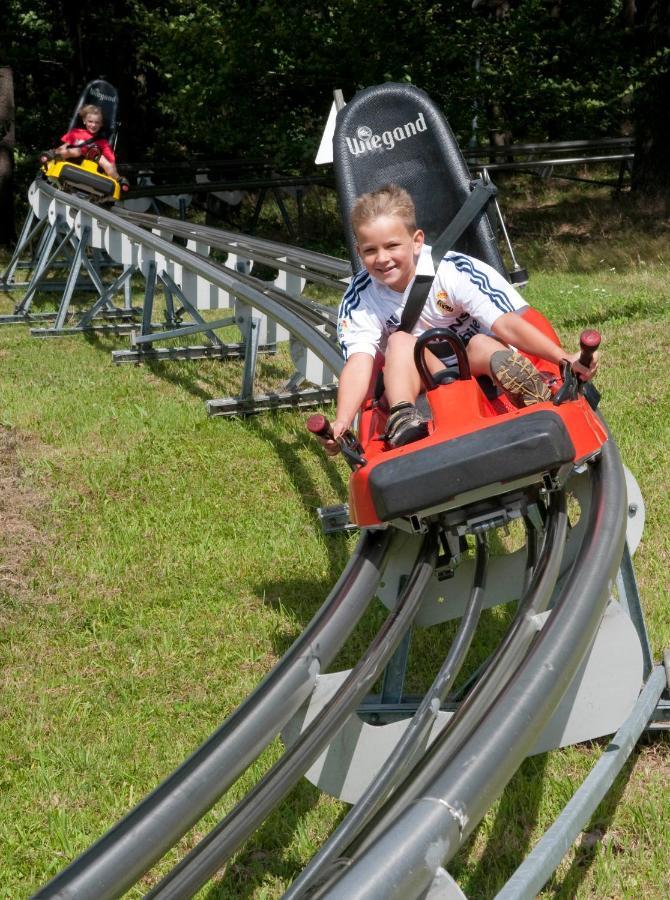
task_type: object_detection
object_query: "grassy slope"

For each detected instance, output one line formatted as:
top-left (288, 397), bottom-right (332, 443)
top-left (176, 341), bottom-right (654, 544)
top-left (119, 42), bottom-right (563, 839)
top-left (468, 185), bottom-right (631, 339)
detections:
top-left (0, 180), bottom-right (669, 899)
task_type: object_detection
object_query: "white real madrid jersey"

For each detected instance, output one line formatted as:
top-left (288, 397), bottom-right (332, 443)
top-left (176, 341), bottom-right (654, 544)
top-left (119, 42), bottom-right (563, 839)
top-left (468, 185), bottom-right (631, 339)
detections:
top-left (337, 246), bottom-right (527, 360)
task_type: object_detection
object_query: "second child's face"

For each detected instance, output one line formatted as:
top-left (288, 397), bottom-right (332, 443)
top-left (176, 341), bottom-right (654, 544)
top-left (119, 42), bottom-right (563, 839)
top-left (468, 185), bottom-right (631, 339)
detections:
top-left (83, 114), bottom-right (102, 135)
top-left (356, 215), bottom-right (424, 293)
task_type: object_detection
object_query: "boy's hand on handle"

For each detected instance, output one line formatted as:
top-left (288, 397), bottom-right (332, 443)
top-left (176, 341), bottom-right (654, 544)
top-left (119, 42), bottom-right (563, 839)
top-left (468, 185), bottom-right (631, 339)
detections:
top-left (306, 415), bottom-right (367, 469)
top-left (578, 329), bottom-right (601, 367)
top-left (566, 329), bottom-right (601, 381)
top-left (307, 414), bottom-right (343, 457)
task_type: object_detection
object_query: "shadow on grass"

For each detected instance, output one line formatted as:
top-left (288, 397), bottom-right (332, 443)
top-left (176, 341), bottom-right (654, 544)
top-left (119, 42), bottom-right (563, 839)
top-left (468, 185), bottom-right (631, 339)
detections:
top-left (504, 183), bottom-right (669, 275)
top-left (149, 413), bottom-right (363, 900)
top-left (81, 327), bottom-right (242, 402)
top-left (146, 358), bottom-right (218, 401)
top-left (252, 573), bottom-right (355, 658)
top-left (245, 415), bottom-right (348, 526)
top-left (507, 179), bottom-right (667, 231)
top-left (556, 297), bottom-right (667, 330)
top-left (451, 736), bottom-right (637, 899)
top-left (544, 736), bottom-right (659, 899)
top-left (243, 414), bottom-right (352, 644)
top-left (81, 324), bottom-right (134, 351)
top-left (202, 778), bottom-right (338, 899)
top-left (452, 751), bottom-right (551, 897)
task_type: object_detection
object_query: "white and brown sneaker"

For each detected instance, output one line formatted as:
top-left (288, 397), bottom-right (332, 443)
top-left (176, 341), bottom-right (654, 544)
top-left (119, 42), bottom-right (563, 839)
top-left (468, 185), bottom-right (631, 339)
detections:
top-left (385, 402), bottom-right (429, 448)
top-left (490, 350), bottom-right (551, 407)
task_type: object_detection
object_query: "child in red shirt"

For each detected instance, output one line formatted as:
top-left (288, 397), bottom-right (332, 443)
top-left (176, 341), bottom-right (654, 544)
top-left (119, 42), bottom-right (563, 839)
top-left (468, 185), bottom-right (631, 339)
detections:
top-left (53, 104), bottom-right (120, 180)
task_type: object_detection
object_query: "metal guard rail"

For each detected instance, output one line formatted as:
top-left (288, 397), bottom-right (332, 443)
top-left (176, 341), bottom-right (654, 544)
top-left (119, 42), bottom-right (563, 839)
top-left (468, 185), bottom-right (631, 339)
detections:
top-left (30, 181), bottom-right (345, 377)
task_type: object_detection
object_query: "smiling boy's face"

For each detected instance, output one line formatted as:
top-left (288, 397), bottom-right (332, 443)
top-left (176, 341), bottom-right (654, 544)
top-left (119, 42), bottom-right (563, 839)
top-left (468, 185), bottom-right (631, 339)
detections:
top-left (83, 113), bottom-right (102, 135)
top-left (355, 215), bottom-right (424, 293)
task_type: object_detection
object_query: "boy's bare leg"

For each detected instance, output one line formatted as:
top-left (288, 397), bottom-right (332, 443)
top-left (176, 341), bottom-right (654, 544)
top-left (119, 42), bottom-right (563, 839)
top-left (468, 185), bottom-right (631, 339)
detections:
top-left (466, 332), bottom-right (507, 376)
top-left (384, 329), bottom-right (460, 404)
top-left (381, 331), bottom-right (440, 447)
top-left (97, 157), bottom-right (120, 180)
top-left (383, 331), bottom-right (423, 407)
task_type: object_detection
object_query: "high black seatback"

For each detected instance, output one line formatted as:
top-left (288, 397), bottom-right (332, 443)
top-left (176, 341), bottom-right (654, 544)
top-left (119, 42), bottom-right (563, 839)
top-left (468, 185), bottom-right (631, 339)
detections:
top-left (333, 82), bottom-right (505, 277)
top-left (69, 80), bottom-right (120, 147)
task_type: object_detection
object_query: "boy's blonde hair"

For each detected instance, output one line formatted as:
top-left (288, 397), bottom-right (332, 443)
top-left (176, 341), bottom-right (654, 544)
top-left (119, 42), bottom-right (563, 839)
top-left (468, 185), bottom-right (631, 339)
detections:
top-left (79, 104), bottom-right (103, 121)
top-left (351, 183), bottom-right (417, 237)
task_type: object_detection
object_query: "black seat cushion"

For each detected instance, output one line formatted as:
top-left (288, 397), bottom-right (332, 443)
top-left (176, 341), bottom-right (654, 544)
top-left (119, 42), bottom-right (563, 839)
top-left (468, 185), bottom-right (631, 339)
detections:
top-left (368, 410), bottom-right (575, 521)
top-left (333, 82), bottom-right (505, 277)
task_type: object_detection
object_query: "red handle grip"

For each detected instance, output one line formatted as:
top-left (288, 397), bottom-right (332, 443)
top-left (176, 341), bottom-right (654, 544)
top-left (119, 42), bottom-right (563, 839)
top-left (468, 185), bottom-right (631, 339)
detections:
top-left (578, 329), bottom-right (601, 368)
top-left (306, 413), bottom-right (333, 440)
top-left (307, 414), bottom-right (367, 470)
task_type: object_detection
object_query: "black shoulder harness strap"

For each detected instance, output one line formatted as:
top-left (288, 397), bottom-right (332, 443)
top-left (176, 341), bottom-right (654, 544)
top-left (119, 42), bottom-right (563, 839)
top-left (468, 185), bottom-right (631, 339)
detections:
top-left (399, 179), bottom-right (498, 334)
top-left (399, 274), bottom-right (434, 334)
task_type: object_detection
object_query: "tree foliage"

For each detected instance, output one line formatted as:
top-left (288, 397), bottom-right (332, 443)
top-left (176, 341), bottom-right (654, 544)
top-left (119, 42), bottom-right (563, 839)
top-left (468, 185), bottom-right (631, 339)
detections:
top-left (632, 0), bottom-right (670, 195)
top-left (0, 0), bottom-right (667, 198)
top-left (0, 67), bottom-right (16, 243)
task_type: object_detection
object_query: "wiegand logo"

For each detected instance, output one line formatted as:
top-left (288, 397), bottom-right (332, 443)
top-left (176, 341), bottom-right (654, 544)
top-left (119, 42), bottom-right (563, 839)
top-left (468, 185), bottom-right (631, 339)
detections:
top-left (91, 86), bottom-right (115, 103)
top-left (346, 112), bottom-right (428, 156)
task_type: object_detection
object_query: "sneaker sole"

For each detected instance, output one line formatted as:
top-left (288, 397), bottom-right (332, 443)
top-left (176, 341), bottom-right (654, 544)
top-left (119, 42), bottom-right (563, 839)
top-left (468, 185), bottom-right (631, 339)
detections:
top-left (490, 350), bottom-right (551, 407)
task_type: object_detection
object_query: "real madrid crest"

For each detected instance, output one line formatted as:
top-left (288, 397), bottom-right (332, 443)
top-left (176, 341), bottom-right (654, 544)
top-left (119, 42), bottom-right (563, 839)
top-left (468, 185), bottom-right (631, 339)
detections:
top-left (436, 290), bottom-right (454, 313)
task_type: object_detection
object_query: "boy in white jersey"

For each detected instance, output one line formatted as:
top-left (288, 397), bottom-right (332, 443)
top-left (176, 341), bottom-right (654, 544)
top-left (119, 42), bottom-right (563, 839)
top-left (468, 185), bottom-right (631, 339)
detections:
top-left (321, 184), bottom-right (597, 454)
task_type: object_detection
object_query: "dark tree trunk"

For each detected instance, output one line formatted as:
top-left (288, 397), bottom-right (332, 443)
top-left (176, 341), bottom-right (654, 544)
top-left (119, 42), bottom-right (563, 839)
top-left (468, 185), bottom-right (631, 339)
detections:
top-left (61, 0), bottom-right (86, 89)
top-left (0, 66), bottom-right (16, 246)
top-left (632, 0), bottom-right (670, 197)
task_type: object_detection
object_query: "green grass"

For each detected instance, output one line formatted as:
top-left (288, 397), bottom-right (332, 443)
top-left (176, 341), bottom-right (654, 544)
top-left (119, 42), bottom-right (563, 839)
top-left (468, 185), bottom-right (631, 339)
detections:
top-left (1, 179), bottom-right (669, 898)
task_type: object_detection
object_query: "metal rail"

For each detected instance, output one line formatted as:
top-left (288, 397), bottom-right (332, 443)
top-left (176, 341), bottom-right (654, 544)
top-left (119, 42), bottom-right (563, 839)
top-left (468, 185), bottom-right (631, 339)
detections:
top-left (33, 528), bottom-right (397, 900)
top-left (343, 488), bottom-right (568, 866)
top-left (494, 663), bottom-right (667, 900)
top-left (120, 172), bottom-right (333, 200)
top-left (27, 181), bottom-right (344, 374)
top-left (9, 181), bottom-right (346, 413)
top-left (284, 531), bottom-right (490, 900)
top-left (119, 209), bottom-right (351, 281)
top-left (465, 137), bottom-right (634, 163)
top-left (295, 491), bottom-right (567, 898)
top-left (145, 526), bottom-right (440, 899)
top-left (473, 152), bottom-right (633, 173)
top-left (465, 137), bottom-right (634, 187)
top-left (322, 440), bottom-right (627, 898)
top-left (35, 470), bottom-right (594, 900)
top-left (118, 210), bottom-right (344, 333)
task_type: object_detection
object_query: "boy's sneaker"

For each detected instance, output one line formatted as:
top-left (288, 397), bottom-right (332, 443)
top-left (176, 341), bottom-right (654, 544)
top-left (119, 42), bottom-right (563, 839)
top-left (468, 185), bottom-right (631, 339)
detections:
top-left (385, 402), bottom-right (429, 448)
top-left (490, 350), bottom-right (551, 407)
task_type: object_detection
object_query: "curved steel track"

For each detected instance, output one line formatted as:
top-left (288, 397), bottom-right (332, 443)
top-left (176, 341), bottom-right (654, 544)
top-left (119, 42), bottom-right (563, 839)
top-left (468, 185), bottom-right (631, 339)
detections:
top-left (14, 180), bottom-right (346, 375)
top-left (33, 450), bottom-right (629, 900)
top-left (321, 441), bottom-right (627, 898)
top-left (14, 180), bottom-right (648, 900)
top-left (33, 528), bottom-right (398, 899)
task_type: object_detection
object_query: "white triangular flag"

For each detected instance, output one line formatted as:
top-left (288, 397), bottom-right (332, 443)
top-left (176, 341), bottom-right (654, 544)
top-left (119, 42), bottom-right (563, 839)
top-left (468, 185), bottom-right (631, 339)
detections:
top-left (315, 100), bottom-right (338, 165)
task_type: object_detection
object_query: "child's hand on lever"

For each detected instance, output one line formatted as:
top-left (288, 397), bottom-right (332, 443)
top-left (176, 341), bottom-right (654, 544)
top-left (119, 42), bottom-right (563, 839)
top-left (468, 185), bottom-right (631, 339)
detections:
top-left (306, 415), bottom-right (367, 469)
top-left (566, 329), bottom-right (601, 381)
